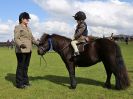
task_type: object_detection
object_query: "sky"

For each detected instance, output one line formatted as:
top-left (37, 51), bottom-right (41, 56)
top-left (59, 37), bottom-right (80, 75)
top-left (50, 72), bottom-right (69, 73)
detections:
top-left (0, 0), bottom-right (133, 42)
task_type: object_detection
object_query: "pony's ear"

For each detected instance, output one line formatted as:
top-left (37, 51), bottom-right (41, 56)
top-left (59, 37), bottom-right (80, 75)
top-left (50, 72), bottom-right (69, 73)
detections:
top-left (43, 33), bottom-right (51, 38)
top-left (40, 33), bottom-right (52, 42)
top-left (47, 34), bottom-right (51, 38)
top-left (43, 32), bottom-right (48, 34)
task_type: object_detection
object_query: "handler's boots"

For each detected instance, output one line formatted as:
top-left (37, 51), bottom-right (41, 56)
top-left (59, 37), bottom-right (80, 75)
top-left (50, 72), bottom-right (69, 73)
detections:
top-left (16, 85), bottom-right (26, 89)
top-left (24, 83), bottom-right (31, 87)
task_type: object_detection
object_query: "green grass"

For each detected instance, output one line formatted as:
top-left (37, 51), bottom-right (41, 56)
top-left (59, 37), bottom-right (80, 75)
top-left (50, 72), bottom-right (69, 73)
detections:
top-left (0, 41), bottom-right (133, 99)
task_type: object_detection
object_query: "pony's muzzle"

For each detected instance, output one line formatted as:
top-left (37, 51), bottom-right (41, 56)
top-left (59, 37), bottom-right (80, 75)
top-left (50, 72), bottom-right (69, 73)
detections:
top-left (37, 47), bottom-right (45, 55)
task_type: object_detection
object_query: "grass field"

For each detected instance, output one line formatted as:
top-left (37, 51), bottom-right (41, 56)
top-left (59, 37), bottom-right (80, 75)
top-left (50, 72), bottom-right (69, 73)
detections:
top-left (0, 41), bottom-right (133, 99)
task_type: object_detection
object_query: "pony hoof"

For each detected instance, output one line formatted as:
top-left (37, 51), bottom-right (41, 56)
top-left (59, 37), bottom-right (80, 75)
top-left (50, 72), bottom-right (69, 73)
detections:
top-left (104, 83), bottom-right (111, 89)
top-left (69, 86), bottom-right (76, 89)
top-left (115, 86), bottom-right (123, 90)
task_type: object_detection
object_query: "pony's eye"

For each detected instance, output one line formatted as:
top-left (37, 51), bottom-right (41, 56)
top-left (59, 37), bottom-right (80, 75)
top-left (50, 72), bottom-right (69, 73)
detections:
top-left (39, 42), bottom-right (43, 45)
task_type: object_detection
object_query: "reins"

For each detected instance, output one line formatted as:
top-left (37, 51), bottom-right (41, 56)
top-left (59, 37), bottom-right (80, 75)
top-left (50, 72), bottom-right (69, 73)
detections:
top-left (39, 46), bottom-right (47, 67)
top-left (60, 43), bottom-right (70, 51)
top-left (48, 37), bottom-right (70, 51)
top-left (39, 36), bottom-right (70, 67)
top-left (40, 55), bottom-right (47, 67)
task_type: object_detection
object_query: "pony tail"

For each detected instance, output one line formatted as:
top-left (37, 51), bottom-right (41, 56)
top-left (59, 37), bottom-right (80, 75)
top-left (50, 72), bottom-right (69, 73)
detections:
top-left (115, 44), bottom-right (130, 89)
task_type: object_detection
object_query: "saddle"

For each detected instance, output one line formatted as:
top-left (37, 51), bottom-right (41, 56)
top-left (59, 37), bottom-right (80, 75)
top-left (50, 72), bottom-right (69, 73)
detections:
top-left (77, 42), bottom-right (89, 52)
top-left (76, 36), bottom-right (94, 52)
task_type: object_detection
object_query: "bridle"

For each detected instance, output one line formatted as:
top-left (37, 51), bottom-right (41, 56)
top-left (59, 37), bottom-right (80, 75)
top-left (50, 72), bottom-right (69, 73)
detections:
top-left (40, 37), bottom-right (70, 52)
top-left (39, 37), bottom-right (70, 66)
top-left (39, 37), bottom-right (53, 52)
top-left (39, 37), bottom-right (53, 67)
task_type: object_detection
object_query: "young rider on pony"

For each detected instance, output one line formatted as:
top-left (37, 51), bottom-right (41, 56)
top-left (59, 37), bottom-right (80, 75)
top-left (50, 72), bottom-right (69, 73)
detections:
top-left (71, 11), bottom-right (88, 56)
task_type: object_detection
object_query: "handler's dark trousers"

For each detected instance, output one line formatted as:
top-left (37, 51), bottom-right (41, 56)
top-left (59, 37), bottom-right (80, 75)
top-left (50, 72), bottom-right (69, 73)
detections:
top-left (16, 52), bottom-right (31, 86)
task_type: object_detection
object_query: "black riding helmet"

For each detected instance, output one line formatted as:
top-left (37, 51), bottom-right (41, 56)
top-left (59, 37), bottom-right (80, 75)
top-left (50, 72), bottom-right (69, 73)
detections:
top-left (73, 11), bottom-right (86, 21)
top-left (19, 12), bottom-right (30, 23)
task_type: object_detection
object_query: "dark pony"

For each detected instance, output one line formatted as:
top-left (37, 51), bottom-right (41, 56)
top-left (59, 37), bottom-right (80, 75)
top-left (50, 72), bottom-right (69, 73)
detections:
top-left (38, 33), bottom-right (130, 90)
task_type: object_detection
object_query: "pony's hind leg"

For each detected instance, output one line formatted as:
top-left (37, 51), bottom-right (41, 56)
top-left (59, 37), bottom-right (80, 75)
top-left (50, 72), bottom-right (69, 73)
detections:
top-left (103, 62), bottom-right (112, 89)
top-left (66, 62), bottom-right (77, 89)
top-left (104, 71), bottom-right (112, 89)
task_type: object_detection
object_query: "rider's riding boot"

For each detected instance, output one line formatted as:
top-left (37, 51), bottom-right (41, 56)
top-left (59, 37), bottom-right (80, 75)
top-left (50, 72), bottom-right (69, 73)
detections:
top-left (74, 52), bottom-right (80, 56)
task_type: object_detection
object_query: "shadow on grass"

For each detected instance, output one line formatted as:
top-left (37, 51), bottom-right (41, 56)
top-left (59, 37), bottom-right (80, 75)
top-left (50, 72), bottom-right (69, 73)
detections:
top-left (5, 73), bottom-right (106, 89)
top-left (128, 70), bottom-right (133, 73)
top-left (5, 73), bottom-right (16, 87)
top-left (30, 75), bottom-right (105, 88)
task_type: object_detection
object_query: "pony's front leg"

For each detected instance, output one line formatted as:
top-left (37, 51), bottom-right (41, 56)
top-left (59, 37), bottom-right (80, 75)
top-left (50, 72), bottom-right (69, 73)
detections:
top-left (69, 69), bottom-right (77, 89)
top-left (67, 63), bottom-right (77, 89)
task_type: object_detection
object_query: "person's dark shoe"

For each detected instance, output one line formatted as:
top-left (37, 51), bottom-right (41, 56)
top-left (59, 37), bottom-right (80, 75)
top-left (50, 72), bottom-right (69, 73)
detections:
top-left (16, 85), bottom-right (26, 89)
top-left (24, 83), bottom-right (31, 87)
